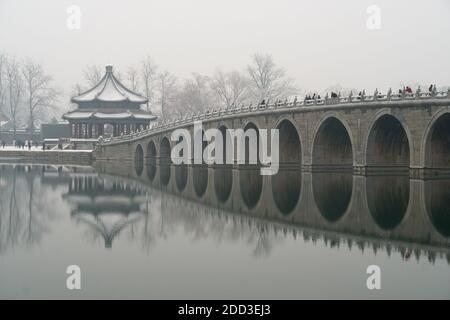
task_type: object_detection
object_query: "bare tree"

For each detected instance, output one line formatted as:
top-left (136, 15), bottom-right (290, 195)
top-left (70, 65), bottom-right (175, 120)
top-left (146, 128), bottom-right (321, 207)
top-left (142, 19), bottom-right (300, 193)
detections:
top-left (210, 70), bottom-right (249, 108)
top-left (157, 71), bottom-right (178, 120)
top-left (178, 73), bottom-right (214, 115)
top-left (126, 66), bottom-right (140, 93)
top-left (83, 64), bottom-right (103, 87)
top-left (247, 53), bottom-right (296, 103)
top-left (5, 57), bottom-right (23, 141)
top-left (22, 59), bottom-right (59, 136)
top-left (141, 56), bottom-right (158, 112)
top-left (0, 53), bottom-right (6, 114)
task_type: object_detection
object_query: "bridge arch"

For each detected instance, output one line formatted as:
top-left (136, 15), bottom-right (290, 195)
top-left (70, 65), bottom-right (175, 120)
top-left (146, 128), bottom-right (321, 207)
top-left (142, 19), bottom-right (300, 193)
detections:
top-left (242, 121), bottom-right (260, 165)
top-left (312, 114), bottom-right (354, 168)
top-left (134, 144), bottom-right (144, 177)
top-left (214, 125), bottom-right (233, 203)
top-left (422, 109), bottom-right (450, 169)
top-left (365, 111), bottom-right (412, 168)
top-left (192, 130), bottom-right (208, 198)
top-left (275, 118), bottom-right (302, 165)
top-left (175, 136), bottom-right (188, 192)
top-left (146, 140), bottom-right (157, 181)
top-left (160, 137), bottom-right (171, 186)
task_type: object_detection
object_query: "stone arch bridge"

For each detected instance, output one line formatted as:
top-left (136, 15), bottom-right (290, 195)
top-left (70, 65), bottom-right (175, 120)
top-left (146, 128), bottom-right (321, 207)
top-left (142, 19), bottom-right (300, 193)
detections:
top-left (95, 90), bottom-right (450, 177)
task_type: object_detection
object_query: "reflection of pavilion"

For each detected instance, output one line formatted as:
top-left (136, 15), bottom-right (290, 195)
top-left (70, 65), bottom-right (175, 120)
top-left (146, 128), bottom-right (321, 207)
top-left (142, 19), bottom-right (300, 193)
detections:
top-left (63, 175), bottom-right (148, 248)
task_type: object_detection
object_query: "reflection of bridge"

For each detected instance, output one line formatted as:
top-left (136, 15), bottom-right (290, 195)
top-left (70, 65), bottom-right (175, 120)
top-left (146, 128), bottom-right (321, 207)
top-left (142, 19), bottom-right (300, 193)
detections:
top-left (95, 91), bottom-right (450, 176)
top-left (95, 161), bottom-right (450, 264)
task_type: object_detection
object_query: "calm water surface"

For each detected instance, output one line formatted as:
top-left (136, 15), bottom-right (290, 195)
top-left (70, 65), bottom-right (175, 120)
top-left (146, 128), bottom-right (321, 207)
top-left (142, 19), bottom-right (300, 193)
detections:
top-left (0, 163), bottom-right (449, 299)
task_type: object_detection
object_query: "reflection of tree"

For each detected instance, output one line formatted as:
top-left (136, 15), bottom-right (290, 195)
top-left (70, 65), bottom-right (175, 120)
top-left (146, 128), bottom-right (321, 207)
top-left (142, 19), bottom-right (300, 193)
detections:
top-left (0, 165), bottom-right (56, 254)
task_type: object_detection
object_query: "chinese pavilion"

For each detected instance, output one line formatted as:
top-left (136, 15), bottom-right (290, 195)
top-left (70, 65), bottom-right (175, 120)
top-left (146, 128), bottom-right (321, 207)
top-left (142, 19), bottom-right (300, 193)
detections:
top-left (63, 65), bottom-right (156, 138)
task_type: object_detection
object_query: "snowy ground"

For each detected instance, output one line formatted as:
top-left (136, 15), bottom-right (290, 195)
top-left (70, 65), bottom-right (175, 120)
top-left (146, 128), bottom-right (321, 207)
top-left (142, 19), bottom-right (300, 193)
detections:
top-left (0, 146), bottom-right (43, 151)
top-left (0, 146), bottom-right (93, 152)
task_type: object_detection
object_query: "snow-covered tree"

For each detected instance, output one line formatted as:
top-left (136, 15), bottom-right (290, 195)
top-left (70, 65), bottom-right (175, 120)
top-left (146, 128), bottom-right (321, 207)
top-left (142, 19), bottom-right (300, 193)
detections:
top-left (22, 59), bottom-right (59, 134)
top-left (210, 70), bottom-right (250, 108)
top-left (247, 53), bottom-right (296, 103)
top-left (5, 57), bottom-right (23, 140)
top-left (140, 56), bottom-right (158, 113)
top-left (83, 64), bottom-right (103, 87)
top-left (157, 71), bottom-right (178, 120)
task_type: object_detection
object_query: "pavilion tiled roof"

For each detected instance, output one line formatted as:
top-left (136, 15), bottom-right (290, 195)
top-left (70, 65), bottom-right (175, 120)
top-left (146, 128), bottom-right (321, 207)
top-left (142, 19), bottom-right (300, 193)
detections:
top-left (63, 108), bottom-right (156, 121)
top-left (71, 65), bottom-right (148, 104)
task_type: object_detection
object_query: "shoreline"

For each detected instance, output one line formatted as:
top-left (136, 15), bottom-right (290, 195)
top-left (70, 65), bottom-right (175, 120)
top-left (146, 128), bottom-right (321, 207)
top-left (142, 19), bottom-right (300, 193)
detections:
top-left (0, 149), bottom-right (93, 166)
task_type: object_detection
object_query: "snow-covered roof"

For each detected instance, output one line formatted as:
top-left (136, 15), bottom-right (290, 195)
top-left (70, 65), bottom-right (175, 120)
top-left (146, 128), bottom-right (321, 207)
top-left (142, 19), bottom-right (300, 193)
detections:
top-left (63, 109), bottom-right (157, 121)
top-left (71, 65), bottom-right (148, 104)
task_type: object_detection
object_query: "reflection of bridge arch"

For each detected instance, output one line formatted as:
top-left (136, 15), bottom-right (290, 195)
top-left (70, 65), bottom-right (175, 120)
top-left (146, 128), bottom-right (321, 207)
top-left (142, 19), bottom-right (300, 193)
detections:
top-left (240, 168), bottom-right (263, 210)
top-left (422, 110), bottom-right (450, 169)
top-left (366, 175), bottom-right (410, 231)
top-left (365, 112), bottom-right (411, 168)
top-left (312, 115), bottom-right (354, 168)
top-left (312, 172), bottom-right (353, 222)
top-left (214, 167), bottom-right (232, 203)
top-left (160, 137), bottom-right (171, 186)
top-left (424, 179), bottom-right (450, 237)
top-left (193, 165), bottom-right (208, 198)
top-left (175, 164), bottom-right (188, 192)
top-left (135, 144), bottom-right (144, 176)
top-left (272, 169), bottom-right (301, 216)
top-left (275, 118), bottom-right (302, 165)
top-left (146, 140), bottom-right (157, 181)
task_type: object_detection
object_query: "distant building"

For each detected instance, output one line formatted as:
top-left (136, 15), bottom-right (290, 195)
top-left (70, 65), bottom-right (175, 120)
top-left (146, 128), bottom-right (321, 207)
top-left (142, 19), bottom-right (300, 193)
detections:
top-left (63, 65), bottom-right (157, 138)
top-left (41, 121), bottom-right (71, 140)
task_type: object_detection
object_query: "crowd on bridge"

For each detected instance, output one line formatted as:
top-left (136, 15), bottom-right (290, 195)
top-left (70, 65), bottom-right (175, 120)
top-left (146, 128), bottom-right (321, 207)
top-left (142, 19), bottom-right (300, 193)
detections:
top-left (280, 83), bottom-right (442, 106)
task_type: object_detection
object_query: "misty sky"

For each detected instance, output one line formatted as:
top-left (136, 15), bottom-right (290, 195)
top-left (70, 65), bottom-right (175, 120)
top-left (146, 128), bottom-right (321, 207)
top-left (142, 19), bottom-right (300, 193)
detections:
top-left (1, 0), bottom-right (450, 108)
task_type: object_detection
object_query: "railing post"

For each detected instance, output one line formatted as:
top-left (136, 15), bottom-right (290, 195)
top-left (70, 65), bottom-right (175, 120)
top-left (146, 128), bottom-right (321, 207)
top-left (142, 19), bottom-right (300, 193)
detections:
top-left (415, 86), bottom-right (421, 99)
